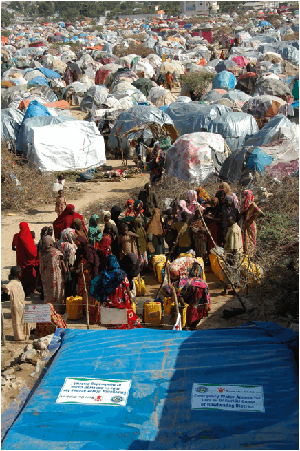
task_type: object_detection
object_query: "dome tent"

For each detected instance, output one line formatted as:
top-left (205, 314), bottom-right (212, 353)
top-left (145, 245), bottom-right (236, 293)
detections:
top-left (165, 132), bottom-right (228, 184)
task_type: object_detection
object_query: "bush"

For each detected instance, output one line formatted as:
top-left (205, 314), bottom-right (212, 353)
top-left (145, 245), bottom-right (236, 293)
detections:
top-left (114, 42), bottom-right (153, 58)
top-left (181, 72), bottom-right (215, 99)
top-left (1, 145), bottom-right (54, 212)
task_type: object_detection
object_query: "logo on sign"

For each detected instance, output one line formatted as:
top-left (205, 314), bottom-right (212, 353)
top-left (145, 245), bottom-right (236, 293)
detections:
top-left (218, 387), bottom-right (225, 393)
top-left (94, 396), bottom-right (103, 402)
top-left (197, 386), bottom-right (208, 393)
top-left (111, 396), bottom-right (123, 403)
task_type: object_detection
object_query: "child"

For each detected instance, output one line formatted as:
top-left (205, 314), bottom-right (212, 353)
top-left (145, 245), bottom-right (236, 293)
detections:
top-left (1, 266), bottom-right (32, 341)
top-left (55, 190), bottom-right (67, 217)
top-left (118, 224), bottom-right (139, 259)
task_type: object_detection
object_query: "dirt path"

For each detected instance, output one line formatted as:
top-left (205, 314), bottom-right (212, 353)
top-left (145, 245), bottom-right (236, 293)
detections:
top-left (1, 160), bottom-right (148, 281)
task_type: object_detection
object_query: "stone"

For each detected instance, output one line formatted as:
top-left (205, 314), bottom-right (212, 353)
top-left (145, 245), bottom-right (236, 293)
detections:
top-left (20, 349), bottom-right (37, 363)
top-left (10, 382), bottom-right (17, 390)
top-left (1, 377), bottom-right (6, 386)
top-left (2, 367), bottom-right (14, 376)
top-left (24, 344), bottom-right (33, 352)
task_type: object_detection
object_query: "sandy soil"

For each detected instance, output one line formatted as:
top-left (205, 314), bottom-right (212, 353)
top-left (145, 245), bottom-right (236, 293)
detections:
top-left (1, 100), bottom-right (295, 416)
top-left (1, 162), bottom-right (293, 413)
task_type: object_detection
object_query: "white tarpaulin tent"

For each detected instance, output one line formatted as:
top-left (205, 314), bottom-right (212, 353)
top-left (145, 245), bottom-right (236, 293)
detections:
top-left (26, 121), bottom-right (106, 171)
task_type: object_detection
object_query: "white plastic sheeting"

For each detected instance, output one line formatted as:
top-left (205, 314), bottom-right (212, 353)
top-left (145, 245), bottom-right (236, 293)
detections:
top-left (26, 121), bottom-right (106, 172)
top-left (165, 132), bottom-right (228, 184)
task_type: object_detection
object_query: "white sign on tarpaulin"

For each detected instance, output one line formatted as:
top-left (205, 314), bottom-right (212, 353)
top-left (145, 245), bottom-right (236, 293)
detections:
top-left (56, 378), bottom-right (131, 406)
top-left (23, 304), bottom-right (51, 323)
top-left (191, 384), bottom-right (265, 412)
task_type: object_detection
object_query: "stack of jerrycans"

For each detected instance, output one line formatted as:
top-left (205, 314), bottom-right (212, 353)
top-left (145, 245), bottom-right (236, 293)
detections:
top-left (152, 255), bottom-right (166, 283)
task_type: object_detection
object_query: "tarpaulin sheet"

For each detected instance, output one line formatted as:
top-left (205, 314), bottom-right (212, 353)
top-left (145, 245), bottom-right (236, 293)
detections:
top-left (1, 108), bottom-right (24, 143)
top-left (2, 323), bottom-right (298, 450)
top-left (165, 101), bottom-right (205, 136)
top-left (25, 121), bottom-right (106, 172)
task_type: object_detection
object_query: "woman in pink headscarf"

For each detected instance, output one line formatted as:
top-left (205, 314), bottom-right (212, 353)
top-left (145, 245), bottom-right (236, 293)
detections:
top-left (178, 200), bottom-right (192, 221)
top-left (239, 190), bottom-right (264, 256)
top-left (187, 190), bottom-right (202, 214)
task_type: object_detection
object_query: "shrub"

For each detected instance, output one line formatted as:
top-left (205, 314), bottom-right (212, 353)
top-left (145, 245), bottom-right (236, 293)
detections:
top-left (181, 72), bottom-right (215, 99)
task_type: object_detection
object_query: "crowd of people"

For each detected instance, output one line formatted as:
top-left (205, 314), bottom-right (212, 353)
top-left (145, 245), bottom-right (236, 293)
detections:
top-left (4, 177), bottom-right (264, 341)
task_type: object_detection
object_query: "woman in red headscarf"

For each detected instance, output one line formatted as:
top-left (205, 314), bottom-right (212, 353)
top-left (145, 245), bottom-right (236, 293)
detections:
top-left (14, 222), bottom-right (39, 296)
top-left (239, 190), bottom-right (264, 256)
top-left (53, 204), bottom-right (87, 240)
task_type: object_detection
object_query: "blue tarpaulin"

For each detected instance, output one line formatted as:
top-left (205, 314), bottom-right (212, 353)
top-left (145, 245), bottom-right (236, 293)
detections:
top-left (17, 101), bottom-right (51, 151)
top-left (2, 323), bottom-right (298, 450)
top-left (28, 76), bottom-right (49, 86)
top-left (246, 147), bottom-right (274, 173)
top-left (212, 70), bottom-right (236, 90)
top-left (38, 67), bottom-right (61, 79)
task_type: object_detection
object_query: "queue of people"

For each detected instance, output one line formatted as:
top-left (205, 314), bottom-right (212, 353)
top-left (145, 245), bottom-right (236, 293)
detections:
top-left (5, 180), bottom-right (264, 341)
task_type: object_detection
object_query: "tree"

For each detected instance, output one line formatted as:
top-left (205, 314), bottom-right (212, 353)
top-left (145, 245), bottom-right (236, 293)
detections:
top-left (38, 1), bottom-right (54, 17)
top-left (1, 9), bottom-right (12, 27)
top-left (181, 72), bottom-right (215, 100)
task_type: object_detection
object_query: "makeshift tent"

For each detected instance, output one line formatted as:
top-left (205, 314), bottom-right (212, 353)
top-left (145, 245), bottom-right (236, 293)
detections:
top-left (1, 108), bottom-right (24, 143)
top-left (2, 324), bottom-right (298, 450)
top-left (107, 105), bottom-right (173, 152)
top-left (164, 102), bottom-right (205, 136)
top-left (205, 112), bottom-right (259, 152)
top-left (236, 74), bottom-right (258, 95)
top-left (24, 120), bottom-right (105, 171)
top-left (192, 104), bottom-right (232, 132)
top-left (242, 95), bottom-right (286, 118)
top-left (254, 78), bottom-right (292, 100)
top-left (244, 114), bottom-right (292, 147)
top-left (132, 79), bottom-right (154, 97)
top-left (165, 132), bottom-right (228, 183)
top-left (17, 100), bottom-right (51, 150)
top-left (19, 116), bottom-right (77, 155)
top-left (212, 71), bottom-right (236, 90)
top-left (80, 86), bottom-right (109, 112)
top-left (245, 147), bottom-right (274, 174)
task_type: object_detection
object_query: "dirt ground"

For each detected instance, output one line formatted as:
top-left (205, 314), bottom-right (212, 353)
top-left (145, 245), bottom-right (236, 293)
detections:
top-left (1, 103), bottom-right (296, 415)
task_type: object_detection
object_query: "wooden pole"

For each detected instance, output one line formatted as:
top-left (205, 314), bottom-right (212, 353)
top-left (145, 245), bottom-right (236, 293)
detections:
top-left (198, 209), bottom-right (247, 311)
top-left (1, 312), bottom-right (6, 346)
top-left (81, 264), bottom-right (90, 330)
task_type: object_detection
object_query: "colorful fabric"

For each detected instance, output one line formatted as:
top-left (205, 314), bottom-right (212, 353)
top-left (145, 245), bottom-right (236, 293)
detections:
top-left (239, 202), bottom-right (262, 256)
top-left (88, 214), bottom-right (102, 247)
top-left (35, 303), bottom-right (67, 338)
top-left (75, 236), bottom-right (100, 278)
top-left (39, 238), bottom-right (65, 306)
top-left (163, 277), bottom-right (210, 327)
top-left (95, 69), bottom-right (111, 85)
top-left (58, 228), bottom-right (77, 267)
top-left (126, 199), bottom-right (135, 217)
top-left (90, 255), bottom-right (127, 302)
top-left (53, 204), bottom-right (87, 240)
top-left (187, 190), bottom-right (202, 214)
top-left (178, 200), bottom-right (193, 220)
top-left (219, 182), bottom-right (239, 210)
top-left (119, 232), bottom-right (138, 257)
top-left (102, 276), bottom-right (142, 329)
top-left (196, 187), bottom-right (210, 203)
top-left (169, 256), bottom-right (204, 280)
top-left (240, 190), bottom-right (254, 213)
top-left (16, 222), bottom-right (38, 268)
top-left (158, 135), bottom-right (172, 153)
top-left (55, 195), bottom-right (67, 216)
